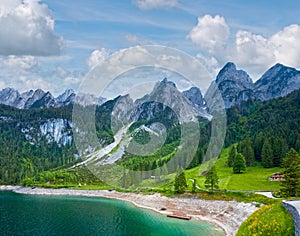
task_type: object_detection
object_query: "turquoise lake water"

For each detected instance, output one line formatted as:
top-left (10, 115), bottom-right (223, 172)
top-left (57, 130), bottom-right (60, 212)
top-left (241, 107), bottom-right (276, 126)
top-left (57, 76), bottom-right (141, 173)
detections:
top-left (0, 191), bottom-right (224, 236)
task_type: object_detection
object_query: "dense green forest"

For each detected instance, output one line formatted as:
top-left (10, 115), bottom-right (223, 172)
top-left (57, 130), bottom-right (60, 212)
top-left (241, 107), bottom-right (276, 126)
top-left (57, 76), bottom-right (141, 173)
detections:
top-left (0, 89), bottom-right (300, 185)
top-left (226, 88), bottom-right (300, 167)
top-left (0, 101), bottom-right (115, 184)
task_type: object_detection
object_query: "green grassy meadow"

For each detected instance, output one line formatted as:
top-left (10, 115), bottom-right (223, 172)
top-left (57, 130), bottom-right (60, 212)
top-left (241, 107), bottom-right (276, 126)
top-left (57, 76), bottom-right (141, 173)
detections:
top-left (185, 147), bottom-right (282, 191)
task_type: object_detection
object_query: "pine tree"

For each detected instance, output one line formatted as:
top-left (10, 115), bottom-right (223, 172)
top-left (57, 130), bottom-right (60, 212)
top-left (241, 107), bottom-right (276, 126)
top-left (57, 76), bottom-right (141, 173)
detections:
top-left (233, 153), bottom-right (246, 174)
top-left (272, 136), bottom-right (284, 167)
top-left (254, 132), bottom-right (265, 161)
top-left (227, 145), bottom-right (236, 167)
top-left (174, 170), bottom-right (187, 194)
top-left (204, 165), bottom-right (219, 192)
top-left (240, 137), bottom-right (255, 167)
top-left (280, 148), bottom-right (300, 197)
top-left (261, 138), bottom-right (274, 168)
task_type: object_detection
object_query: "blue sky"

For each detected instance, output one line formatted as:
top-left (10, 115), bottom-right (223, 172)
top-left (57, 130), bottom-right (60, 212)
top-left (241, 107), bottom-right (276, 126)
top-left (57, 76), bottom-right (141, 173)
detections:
top-left (0, 0), bottom-right (299, 95)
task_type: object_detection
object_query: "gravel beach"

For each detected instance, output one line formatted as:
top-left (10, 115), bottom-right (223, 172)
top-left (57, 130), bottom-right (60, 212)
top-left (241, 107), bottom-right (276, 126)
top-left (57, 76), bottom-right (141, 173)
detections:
top-left (1, 186), bottom-right (258, 236)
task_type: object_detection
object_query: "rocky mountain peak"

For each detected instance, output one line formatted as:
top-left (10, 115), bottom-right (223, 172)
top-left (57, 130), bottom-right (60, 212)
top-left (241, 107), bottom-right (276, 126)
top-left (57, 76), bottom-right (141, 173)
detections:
top-left (254, 63), bottom-right (300, 100)
top-left (207, 63), bottom-right (254, 108)
top-left (183, 87), bottom-right (204, 108)
top-left (161, 77), bottom-right (176, 88)
top-left (57, 89), bottom-right (75, 101)
top-left (56, 89), bottom-right (76, 106)
top-left (0, 88), bottom-right (21, 107)
top-left (216, 62), bottom-right (253, 88)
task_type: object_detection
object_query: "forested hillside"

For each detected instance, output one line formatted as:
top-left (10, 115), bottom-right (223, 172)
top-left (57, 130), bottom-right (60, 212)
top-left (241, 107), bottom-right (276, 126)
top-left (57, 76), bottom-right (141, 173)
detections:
top-left (1, 88), bottom-right (300, 185)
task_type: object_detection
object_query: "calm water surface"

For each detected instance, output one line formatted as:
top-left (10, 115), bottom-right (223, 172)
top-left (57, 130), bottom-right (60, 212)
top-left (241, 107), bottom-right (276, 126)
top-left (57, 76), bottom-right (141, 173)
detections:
top-left (0, 191), bottom-right (224, 236)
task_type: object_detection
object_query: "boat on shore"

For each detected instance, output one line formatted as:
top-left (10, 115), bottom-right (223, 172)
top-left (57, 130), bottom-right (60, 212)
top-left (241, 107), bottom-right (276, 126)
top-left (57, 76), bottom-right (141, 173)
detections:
top-left (167, 213), bottom-right (191, 220)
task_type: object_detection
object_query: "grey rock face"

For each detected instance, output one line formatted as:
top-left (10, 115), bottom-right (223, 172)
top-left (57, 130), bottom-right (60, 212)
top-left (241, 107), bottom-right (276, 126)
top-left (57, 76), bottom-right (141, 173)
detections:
top-left (205, 62), bottom-right (300, 109)
top-left (183, 87), bottom-right (204, 108)
top-left (133, 78), bottom-right (200, 123)
top-left (0, 88), bottom-right (105, 109)
top-left (0, 88), bottom-right (21, 107)
top-left (21, 118), bottom-right (73, 146)
top-left (206, 62), bottom-right (254, 109)
top-left (254, 63), bottom-right (300, 101)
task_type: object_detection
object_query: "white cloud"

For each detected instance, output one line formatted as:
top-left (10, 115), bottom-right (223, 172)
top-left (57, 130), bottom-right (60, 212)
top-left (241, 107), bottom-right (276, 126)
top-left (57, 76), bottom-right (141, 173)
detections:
top-left (132, 0), bottom-right (179, 10)
top-left (84, 46), bottom-right (212, 99)
top-left (0, 0), bottom-right (62, 56)
top-left (87, 48), bottom-right (110, 68)
top-left (235, 31), bottom-right (275, 65)
top-left (187, 15), bottom-right (230, 55)
top-left (0, 55), bottom-right (84, 95)
top-left (3, 55), bottom-right (38, 70)
top-left (233, 25), bottom-right (300, 78)
top-left (270, 24), bottom-right (300, 67)
top-left (188, 15), bottom-right (300, 79)
top-left (19, 76), bottom-right (52, 91)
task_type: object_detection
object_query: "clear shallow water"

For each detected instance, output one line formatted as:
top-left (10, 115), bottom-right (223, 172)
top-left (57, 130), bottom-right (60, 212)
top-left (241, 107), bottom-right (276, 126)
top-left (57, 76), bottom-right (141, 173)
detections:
top-left (0, 191), bottom-right (224, 236)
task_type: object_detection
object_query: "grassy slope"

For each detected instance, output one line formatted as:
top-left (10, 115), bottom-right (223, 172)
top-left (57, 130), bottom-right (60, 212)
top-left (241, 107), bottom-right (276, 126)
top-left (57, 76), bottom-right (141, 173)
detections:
top-left (31, 146), bottom-right (282, 192)
top-left (185, 147), bottom-right (282, 191)
top-left (237, 202), bottom-right (294, 236)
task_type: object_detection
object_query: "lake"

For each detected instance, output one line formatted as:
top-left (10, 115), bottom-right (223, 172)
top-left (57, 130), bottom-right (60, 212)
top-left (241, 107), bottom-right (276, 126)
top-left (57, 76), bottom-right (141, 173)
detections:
top-left (0, 191), bottom-right (224, 235)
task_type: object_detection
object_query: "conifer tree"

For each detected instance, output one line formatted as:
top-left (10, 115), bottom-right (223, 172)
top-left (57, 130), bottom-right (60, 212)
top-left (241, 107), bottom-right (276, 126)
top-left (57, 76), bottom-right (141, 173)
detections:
top-left (240, 137), bottom-right (255, 166)
top-left (272, 136), bottom-right (284, 167)
top-left (233, 153), bottom-right (246, 173)
top-left (281, 148), bottom-right (300, 197)
top-left (227, 145), bottom-right (236, 167)
top-left (254, 132), bottom-right (265, 161)
top-left (261, 138), bottom-right (274, 168)
top-left (204, 165), bottom-right (219, 192)
top-left (174, 169), bottom-right (187, 194)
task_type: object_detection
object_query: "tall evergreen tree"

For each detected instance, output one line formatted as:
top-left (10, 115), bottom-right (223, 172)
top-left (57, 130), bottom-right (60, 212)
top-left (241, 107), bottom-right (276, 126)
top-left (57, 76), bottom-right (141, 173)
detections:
top-left (227, 145), bottom-right (236, 167)
top-left (272, 136), bottom-right (284, 167)
top-left (204, 165), bottom-right (219, 192)
top-left (174, 169), bottom-right (187, 194)
top-left (240, 137), bottom-right (255, 166)
top-left (233, 153), bottom-right (246, 174)
top-left (261, 138), bottom-right (274, 168)
top-left (280, 148), bottom-right (300, 197)
top-left (254, 132), bottom-right (265, 161)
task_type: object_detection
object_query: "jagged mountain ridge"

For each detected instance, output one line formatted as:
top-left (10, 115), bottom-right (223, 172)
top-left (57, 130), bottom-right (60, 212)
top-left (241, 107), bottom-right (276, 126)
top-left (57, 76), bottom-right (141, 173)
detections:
top-left (1, 62), bottom-right (300, 111)
top-left (205, 62), bottom-right (300, 108)
top-left (111, 78), bottom-right (210, 125)
top-left (0, 88), bottom-right (106, 109)
top-left (254, 63), bottom-right (300, 101)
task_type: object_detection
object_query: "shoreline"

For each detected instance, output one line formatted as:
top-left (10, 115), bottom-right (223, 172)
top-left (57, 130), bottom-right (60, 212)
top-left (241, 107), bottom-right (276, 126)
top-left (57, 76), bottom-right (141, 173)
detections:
top-left (0, 186), bottom-right (258, 236)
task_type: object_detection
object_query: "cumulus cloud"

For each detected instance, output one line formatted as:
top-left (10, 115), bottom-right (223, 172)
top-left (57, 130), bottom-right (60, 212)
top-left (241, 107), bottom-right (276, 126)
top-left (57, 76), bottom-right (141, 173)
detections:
top-left (3, 55), bottom-right (38, 70)
top-left (233, 25), bottom-right (300, 77)
top-left (234, 31), bottom-right (275, 65)
top-left (0, 55), bottom-right (84, 95)
top-left (84, 46), bottom-right (212, 99)
top-left (87, 48), bottom-right (110, 68)
top-left (19, 75), bottom-right (52, 91)
top-left (0, 0), bottom-right (62, 56)
top-left (187, 15), bottom-right (230, 55)
top-left (188, 14), bottom-right (300, 79)
top-left (270, 24), bottom-right (300, 67)
top-left (132, 0), bottom-right (179, 10)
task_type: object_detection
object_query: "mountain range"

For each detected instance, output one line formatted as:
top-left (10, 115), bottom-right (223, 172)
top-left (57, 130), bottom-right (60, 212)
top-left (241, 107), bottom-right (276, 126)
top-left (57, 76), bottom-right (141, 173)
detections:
top-left (0, 88), bottom-right (106, 109)
top-left (1, 62), bottom-right (299, 110)
top-left (205, 62), bottom-right (300, 108)
top-left (1, 62), bottom-right (300, 185)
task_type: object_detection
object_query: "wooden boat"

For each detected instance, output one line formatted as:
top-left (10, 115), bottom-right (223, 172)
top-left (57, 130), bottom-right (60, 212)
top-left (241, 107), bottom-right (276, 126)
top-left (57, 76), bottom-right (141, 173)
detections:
top-left (167, 213), bottom-right (191, 220)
